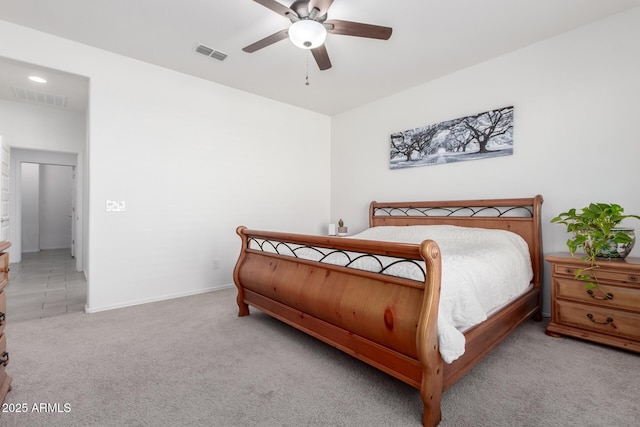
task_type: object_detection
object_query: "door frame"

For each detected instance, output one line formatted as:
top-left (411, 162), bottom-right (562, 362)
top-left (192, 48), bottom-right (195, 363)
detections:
top-left (0, 137), bottom-right (9, 242)
top-left (9, 148), bottom-right (84, 271)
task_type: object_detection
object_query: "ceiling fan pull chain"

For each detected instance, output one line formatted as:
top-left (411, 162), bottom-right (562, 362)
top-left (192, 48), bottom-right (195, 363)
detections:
top-left (305, 51), bottom-right (310, 86)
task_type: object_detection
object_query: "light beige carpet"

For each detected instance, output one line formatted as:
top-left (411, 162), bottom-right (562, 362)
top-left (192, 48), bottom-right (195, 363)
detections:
top-left (1, 288), bottom-right (638, 426)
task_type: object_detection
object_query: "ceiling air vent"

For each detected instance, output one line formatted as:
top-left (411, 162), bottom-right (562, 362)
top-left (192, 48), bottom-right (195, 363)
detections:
top-left (12, 87), bottom-right (68, 108)
top-left (195, 43), bottom-right (227, 61)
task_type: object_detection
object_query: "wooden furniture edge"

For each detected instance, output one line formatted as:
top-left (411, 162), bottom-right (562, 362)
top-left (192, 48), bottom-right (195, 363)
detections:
top-left (545, 322), bottom-right (640, 352)
top-left (545, 252), bottom-right (640, 266)
top-left (0, 242), bottom-right (11, 404)
top-left (416, 240), bottom-right (443, 427)
top-left (0, 374), bottom-right (10, 402)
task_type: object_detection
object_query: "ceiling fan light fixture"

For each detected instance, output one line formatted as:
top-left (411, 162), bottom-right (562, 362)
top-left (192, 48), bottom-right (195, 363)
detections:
top-left (288, 19), bottom-right (326, 49)
top-left (28, 75), bottom-right (47, 84)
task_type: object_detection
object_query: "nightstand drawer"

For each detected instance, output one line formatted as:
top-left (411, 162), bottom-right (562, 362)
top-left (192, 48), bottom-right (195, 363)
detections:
top-left (554, 277), bottom-right (640, 312)
top-left (553, 263), bottom-right (640, 285)
top-left (556, 300), bottom-right (640, 340)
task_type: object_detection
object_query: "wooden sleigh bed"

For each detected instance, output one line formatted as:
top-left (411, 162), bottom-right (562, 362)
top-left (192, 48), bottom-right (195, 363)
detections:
top-left (233, 195), bottom-right (543, 426)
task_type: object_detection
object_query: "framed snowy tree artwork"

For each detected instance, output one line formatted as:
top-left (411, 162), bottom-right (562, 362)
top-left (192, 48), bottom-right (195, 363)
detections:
top-left (390, 106), bottom-right (514, 169)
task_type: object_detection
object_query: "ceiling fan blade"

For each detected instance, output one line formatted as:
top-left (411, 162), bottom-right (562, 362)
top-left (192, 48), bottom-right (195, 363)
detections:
top-left (308, 0), bottom-right (334, 17)
top-left (242, 29), bottom-right (290, 53)
top-left (325, 19), bottom-right (392, 40)
top-left (252, 0), bottom-right (298, 19)
top-left (311, 45), bottom-right (332, 70)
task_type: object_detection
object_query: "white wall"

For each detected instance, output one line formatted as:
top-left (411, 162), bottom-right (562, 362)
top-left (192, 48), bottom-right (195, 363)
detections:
top-left (0, 99), bottom-right (86, 153)
top-left (20, 163), bottom-right (39, 253)
top-left (39, 164), bottom-right (73, 250)
top-left (331, 8), bottom-right (640, 315)
top-left (0, 20), bottom-right (331, 312)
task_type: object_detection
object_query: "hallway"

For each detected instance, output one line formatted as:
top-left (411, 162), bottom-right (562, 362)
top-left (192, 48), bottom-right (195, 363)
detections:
top-left (5, 249), bottom-right (87, 322)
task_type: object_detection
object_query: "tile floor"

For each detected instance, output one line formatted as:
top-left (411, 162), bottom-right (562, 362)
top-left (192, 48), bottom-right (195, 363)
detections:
top-left (4, 249), bottom-right (87, 322)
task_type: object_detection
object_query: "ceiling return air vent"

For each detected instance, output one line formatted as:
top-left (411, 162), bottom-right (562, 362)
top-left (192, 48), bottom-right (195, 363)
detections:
top-left (195, 43), bottom-right (227, 61)
top-left (12, 87), bottom-right (68, 108)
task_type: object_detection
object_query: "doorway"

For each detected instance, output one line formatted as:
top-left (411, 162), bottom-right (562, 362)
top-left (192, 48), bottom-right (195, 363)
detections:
top-left (9, 148), bottom-right (84, 271)
top-left (21, 163), bottom-right (74, 254)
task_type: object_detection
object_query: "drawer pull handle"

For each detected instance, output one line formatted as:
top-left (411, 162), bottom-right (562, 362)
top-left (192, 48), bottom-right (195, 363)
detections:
top-left (586, 290), bottom-right (613, 300)
top-left (565, 268), bottom-right (574, 274)
top-left (630, 275), bottom-right (637, 281)
top-left (0, 311), bottom-right (4, 325)
top-left (586, 313), bottom-right (616, 328)
top-left (0, 351), bottom-right (7, 367)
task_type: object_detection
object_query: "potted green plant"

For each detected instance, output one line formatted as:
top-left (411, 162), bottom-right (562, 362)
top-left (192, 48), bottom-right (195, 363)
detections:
top-left (551, 202), bottom-right (640, 288)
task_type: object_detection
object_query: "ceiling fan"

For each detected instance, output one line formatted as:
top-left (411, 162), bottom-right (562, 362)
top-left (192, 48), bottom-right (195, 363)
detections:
top-left (242, 0), bottom-right (392, 71)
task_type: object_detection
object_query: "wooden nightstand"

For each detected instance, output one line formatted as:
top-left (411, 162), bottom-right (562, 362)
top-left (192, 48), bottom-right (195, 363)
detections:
top-left (545, 253), bottom-right (640, 352)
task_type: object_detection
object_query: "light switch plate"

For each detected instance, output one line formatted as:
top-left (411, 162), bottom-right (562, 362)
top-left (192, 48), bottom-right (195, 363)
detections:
top-left (106, 200), bottom-right (126, 212)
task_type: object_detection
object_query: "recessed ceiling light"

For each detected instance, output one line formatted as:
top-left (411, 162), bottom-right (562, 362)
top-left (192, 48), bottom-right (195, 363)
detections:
top-left (28, 76), bottom-right (47, 83)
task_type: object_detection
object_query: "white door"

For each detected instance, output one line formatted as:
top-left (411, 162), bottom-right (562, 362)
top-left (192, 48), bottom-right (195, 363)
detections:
top-left (0, 137), bottom-right (9, 242)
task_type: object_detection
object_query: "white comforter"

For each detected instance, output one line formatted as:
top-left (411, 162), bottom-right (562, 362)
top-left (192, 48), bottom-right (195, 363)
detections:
top-left (349, 225), bottom-right (533, 363)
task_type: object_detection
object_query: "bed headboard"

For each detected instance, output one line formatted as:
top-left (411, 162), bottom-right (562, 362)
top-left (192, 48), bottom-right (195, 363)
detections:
top-left (369, 195), bottom-right (544, 288)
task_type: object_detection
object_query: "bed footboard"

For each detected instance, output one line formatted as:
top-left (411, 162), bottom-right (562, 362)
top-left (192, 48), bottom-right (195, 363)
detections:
top-left (233, 227), bottom-right (444, 425)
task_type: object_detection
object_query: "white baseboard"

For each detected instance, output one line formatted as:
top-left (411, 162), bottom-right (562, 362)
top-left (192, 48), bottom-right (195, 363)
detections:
top-left (85, 283), bottom-right (235, 314)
